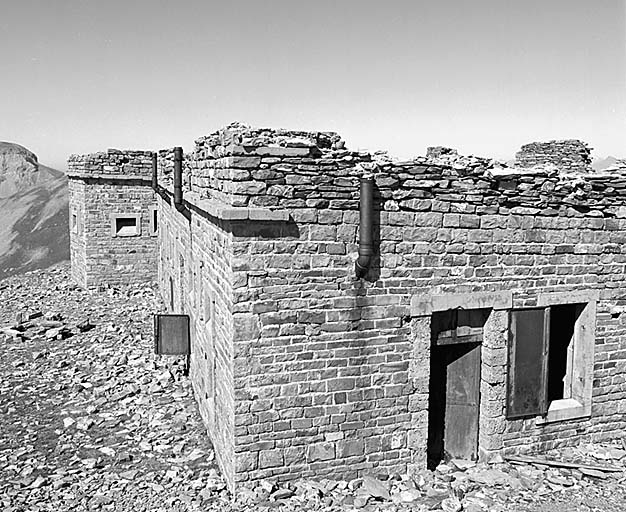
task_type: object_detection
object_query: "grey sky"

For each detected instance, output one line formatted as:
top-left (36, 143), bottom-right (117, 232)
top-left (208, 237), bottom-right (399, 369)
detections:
top-left (1, 0), bottom-right (624, 170)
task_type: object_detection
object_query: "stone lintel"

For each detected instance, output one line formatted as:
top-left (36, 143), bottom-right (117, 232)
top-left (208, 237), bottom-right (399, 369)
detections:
top-left (536, 289), bottom-right (599, 307)
top-left (411, 290), bottom-right (513, 317)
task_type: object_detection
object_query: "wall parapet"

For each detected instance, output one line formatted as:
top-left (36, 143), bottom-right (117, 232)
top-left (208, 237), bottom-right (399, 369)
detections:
top-left (181, 124), bottom-right (626, 219)
top-left (515, 139), bottom-right (592, 173)
top-left (68, 149), bottom-right (154, 178)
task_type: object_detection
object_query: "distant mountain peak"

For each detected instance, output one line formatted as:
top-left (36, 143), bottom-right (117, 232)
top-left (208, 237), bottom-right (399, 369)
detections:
top-left (0, 142), bottom-right (69, 279)
top-left (0, 143), bottom-right (64, 199)
top-left (0, 141), bottom-right (38, 164)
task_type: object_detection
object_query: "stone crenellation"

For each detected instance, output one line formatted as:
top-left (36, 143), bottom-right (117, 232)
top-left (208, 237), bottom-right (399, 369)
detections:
top-left (68, 123), bottom-right (626, 491)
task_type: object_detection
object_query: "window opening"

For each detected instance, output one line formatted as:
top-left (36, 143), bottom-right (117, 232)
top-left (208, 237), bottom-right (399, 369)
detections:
top-left (112, 215), bottom-right (141, 237)
top-left (507, 301), bottom-right (591, 421)
top-left (548, 304), bottom-right (579, 402)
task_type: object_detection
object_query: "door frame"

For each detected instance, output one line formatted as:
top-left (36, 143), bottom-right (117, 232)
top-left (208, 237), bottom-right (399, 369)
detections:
top-left (410, 290), bottom-right (513, 467)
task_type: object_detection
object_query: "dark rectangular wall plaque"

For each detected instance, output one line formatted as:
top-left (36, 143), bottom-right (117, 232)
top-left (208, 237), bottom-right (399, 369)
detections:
top-left (154, 314), bottom-right (190, 355)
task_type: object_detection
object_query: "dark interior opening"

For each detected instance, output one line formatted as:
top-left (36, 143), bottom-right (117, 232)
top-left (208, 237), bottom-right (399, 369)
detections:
top-left (547, 304), bottom-right (580, 402)
top-left (427, 308), bottom-right (487, 469)
top-left (153, 210), bottom-right (158, 232)
top-left (115, 217), bottom-right (137, 234)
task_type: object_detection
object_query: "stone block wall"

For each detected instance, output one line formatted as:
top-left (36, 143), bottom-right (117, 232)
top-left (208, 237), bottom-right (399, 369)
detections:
top-left (74, 124), bottom-right (626, 491)
top-left (515, 139), bottom-right (592, 172)
top-left (68, 150), bottom-right (158, 288)
top-left (68, 179), bottom-right (86, 286)
top-left (179, 125), bottom-right (626, 487)
top-left (156, 190), bottom-right (237, 485)
top-left (190, 123), bottom-right (350, 207)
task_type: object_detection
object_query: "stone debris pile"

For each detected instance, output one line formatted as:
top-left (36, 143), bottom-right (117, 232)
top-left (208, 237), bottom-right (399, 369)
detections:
top-left (0, 264), bottom-right (223, 512)
top-left (2, 263), bottom-right (626, 511)
top-left (228, 449), bottom-right (626, 512)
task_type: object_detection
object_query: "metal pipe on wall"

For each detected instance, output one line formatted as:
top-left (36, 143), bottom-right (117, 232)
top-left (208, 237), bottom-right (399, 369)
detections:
top-left (173, 147), bottom-right (184, 211)
top-left (151, 152), bottom-right (158, 190)
top-left (355, 176), bottom-right (374, 278)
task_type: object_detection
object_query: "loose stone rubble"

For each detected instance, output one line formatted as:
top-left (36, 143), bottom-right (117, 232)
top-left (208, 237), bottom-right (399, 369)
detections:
top-left (2, 263), bottom-right (626, 511)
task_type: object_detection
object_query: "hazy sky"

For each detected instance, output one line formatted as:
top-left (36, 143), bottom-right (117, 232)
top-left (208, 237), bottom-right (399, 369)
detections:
top-left (1, 0), bottom-right (625, 169)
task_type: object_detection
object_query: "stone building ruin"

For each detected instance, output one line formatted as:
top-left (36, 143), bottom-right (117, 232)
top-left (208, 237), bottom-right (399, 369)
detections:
top-left (68, 124), bottom-right (626, 489)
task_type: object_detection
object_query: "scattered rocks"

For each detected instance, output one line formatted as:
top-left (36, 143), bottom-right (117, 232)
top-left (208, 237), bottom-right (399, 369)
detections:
top-left (0, 264), bottom-right (221, 512)
top-left (2, 263), bottom-right (626, 512)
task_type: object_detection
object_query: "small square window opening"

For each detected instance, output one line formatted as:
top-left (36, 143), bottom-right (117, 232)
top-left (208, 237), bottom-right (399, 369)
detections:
top-left (110, 214), bottom-right (141, 237)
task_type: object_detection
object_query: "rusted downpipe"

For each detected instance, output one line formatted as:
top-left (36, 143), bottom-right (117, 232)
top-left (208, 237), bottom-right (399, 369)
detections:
top-left (151, 152), bottom-right (158, 190)
top-left (355, 175), bottom-right (374, 278)
top-left (173, 147), bottom-right (184, 211)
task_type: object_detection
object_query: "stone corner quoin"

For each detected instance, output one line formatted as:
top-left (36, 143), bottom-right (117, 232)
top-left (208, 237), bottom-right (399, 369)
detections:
top-left (66, 122), bottom-right (626, 489)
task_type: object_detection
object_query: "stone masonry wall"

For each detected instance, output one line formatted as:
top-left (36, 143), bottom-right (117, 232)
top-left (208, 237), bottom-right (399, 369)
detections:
top-left (68, 149), bottom-right (154, 178)
top-left (183, 125), bottom-right (626, 486)
top-left (155, 185), bottom-right (236, 485)
top-left (68, 179), bottom-right (87, 287)
top-left (515, 139), bottom-right (592, 172)
top-left (74, 125), bottom-right (626, 490)
top-left (68, 150), bottom-right (157, 288)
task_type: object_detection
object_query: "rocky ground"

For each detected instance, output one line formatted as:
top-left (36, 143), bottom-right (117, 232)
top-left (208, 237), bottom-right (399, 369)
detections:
top-left (2, 263), bottom-right (626, 511)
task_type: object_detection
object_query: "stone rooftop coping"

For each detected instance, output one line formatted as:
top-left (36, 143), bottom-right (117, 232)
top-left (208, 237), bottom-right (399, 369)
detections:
top-left (179, 190), bottom-right (290, 222)
top-left (67, 173), bottom-right (152, 181)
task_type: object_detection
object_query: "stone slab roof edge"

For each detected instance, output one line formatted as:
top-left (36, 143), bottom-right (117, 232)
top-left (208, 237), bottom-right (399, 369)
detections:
top-left (172, 189), bottom-right (289, 222)
top-left (67, 173), bottom-right (152, 182)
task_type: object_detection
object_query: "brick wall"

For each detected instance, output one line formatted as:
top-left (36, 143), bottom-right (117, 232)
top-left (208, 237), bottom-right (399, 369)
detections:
top-left (68, 150), bottom-right (158, 288)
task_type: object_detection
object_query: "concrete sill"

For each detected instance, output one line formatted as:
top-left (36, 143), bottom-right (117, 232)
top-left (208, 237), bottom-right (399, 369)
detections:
top-left (535, 398), bottom-right (591, 425)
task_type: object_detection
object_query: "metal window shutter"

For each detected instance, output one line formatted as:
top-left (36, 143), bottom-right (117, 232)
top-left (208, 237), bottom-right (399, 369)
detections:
top-left (506, 308), bottom-right (549, 419)
top-left (154, 314), bottom-right (190, 355)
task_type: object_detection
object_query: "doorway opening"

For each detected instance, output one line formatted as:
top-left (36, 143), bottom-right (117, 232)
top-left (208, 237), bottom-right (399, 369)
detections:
top-left (427, 308), bottom-right (488, 469)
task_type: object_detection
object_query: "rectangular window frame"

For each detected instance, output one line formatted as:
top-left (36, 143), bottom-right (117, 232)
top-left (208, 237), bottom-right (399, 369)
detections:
top-left (507, 290), bottom-right (597, 424)
top-left (110, 213), bottom-right (142, 237)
